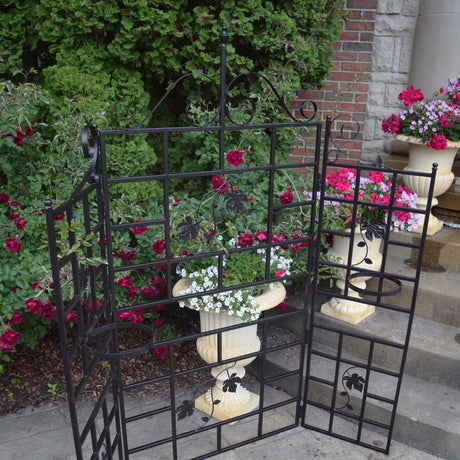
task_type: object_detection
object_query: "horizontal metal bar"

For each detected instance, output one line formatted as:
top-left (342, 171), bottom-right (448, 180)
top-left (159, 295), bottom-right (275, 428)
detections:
top-left (101, 120), bottom-right (322, 136)
top-left (125, 405), bottom-right (172, 423)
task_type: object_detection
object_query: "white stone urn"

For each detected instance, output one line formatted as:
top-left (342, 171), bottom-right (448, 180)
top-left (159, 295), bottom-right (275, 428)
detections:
top-left (396, 134), bottom-right (459, 236)
top-left (173, 279), bottom-right (286, 421)
top-left (321, 227), bottom-right (382, 325)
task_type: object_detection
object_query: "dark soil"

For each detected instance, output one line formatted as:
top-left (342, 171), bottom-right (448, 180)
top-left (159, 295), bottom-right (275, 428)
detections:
top-left (0, 323), bottom-right (206, 417)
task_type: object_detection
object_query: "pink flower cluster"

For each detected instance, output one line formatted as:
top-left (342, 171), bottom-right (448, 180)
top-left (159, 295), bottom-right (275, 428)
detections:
top-left (382, 76), bottom-right (460, 149)
top-left (381, 114), bottom-right (401, 134)
top-left (427, 133), bottom-right (448, 150)
top-left (316, 168), bottom-right (421, 232)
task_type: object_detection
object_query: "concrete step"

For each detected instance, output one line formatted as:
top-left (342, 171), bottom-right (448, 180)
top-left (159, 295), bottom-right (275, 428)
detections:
top-left (386, 226), bottom-right (460, 273)
top-left (249, 323), bottom-right (460, 459)
top-left (366, 256), bottom-right (460, 327)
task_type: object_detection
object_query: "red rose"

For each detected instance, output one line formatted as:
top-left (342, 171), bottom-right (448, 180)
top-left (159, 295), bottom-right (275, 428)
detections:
top-left (152, 277), bottom-right (167, 293)
top-left (15, 217), bottom-right (27, 230)
top-left (126, 285), bottom-right (138, 298)
top-left (25, 298), bottom-right (43, 314)
top-left (210, 175), bottom-right (228, 194)
top-left (85, 299), bottom-right (103, 313)
top-left (65, 310), bottom-right (78, 323)
top-left (238, 233), bottom-right (254, 246)
top-left (117, 311), bottom-right (133, 321)
top-left (141, 286), bottom-right (160, 298)
top-left (280, 189), bottom-right (293, 204)
top-left (254, 231), bottom-right (268, 242)
top-left (40, 301), bottom-right (57, 321)
top-left (133, 220), bottom-right (148, 235)
top-left (226, 149), bottom-right (244, 166)
top-left (6, 312), bottom-right (23, 325)
top-left (4, 237), bottom-right (21, 252)
top-left (117, 276), bottom-right (133, 289)
top-left (275, 301), bottom-right (287, 311)
top-left (0, 328), bottom-right (20, 352)
top-left (152, 239), bottom-right (166, 254)
top-left (153, 318), bottom-right (165, 329)
top-left (0, 193), bottom-right (9, 203)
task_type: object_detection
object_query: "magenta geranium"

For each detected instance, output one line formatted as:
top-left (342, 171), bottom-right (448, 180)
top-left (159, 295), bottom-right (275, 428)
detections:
top-left (382, 76), bottom-right (460, 149)
top-left (304, 168), bottom-right (421, 233)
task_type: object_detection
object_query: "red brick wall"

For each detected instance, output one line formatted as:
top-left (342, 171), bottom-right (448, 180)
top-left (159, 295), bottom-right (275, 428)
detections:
top-left (290, 0), bottom-right (377, 165)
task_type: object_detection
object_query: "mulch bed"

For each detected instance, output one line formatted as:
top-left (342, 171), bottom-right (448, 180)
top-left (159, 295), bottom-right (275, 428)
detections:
top-left (0, 310), bottom-right (294, 418)
top-left (0, 322), bottom-right (207, 417)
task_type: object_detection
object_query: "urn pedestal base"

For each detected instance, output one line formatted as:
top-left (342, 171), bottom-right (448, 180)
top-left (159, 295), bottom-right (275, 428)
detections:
top-left (320, 229), bottom-right (381, 326)
top-left (320, 300), bottom-right (375, 325)
top-left (195, 390), bottom-right (259, 422)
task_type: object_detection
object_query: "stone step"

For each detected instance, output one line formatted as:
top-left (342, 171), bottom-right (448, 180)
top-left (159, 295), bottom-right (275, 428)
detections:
top-left (386, 226), bottom-right (460, 273)
top-left (249, 323), bottom-right (460, 459)
top-left (366, 256), bottom-right (460, 327)
top-left (266, 301), bottom-right (460, 389)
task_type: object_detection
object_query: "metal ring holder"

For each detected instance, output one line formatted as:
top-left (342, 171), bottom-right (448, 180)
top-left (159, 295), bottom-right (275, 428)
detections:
top-left (346, 272), bottom-right (402, 297)
top-left (85, 322), bottom-right (155, 360)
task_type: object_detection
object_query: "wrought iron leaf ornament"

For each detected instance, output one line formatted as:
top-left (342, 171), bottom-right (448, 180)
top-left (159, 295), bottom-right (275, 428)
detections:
top-left (336, 367), bottom-right (366, 412)
top-left (361, 218), bottom-right (386, 241)
top-left (225, 189), bottom-right (248, 214)
top-left (177, 400), bottom-right (195, 420)
top-left (222, 373), bottom-right (242, 393)
top-left (177, 216), bottom-right (200, 243)
top-left (344, 373), bottom-right (365, 392)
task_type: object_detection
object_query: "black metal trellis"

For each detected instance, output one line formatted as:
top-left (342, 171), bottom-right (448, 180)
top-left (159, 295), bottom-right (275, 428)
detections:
top-left (45, 27), bottom-right (436, 459)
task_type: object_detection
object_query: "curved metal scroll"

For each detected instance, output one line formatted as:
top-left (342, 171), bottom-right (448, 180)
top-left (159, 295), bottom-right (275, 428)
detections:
top-left (110, 73), bottom-right (220, 129)
top-left (326, 114), bottom-right (374, 165)
top-left (81, 124), bottom-right (100, 183)
top-left (225, 71), bottom-right (317, 125)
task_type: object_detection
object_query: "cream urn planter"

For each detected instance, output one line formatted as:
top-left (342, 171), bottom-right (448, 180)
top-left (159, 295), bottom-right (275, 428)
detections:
top-left (396, 134), bottom-right (459, 236)
top-left (173, 279), bottom-right (286, 422)
top-left (321, 228), bottom-right (382, 325)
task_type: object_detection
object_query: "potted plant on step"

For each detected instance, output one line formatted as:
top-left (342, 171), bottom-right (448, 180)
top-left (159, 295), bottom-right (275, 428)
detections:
top-left (304, 167), bottom-right (420, 325)
top-left (168, 148), bottom-right (305, 422)
top-left (382, 76), bottom-right (460, 235)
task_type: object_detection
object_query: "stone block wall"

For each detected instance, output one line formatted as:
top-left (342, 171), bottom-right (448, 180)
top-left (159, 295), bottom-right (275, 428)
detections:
top-left (291, 0), bottom-right (420, 165)
top-left (363, 0), bottom-right (420, 161)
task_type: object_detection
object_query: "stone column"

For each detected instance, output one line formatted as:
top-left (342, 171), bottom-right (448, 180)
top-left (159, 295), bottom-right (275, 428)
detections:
top-left (409, 0), bottom-right (460, 95)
